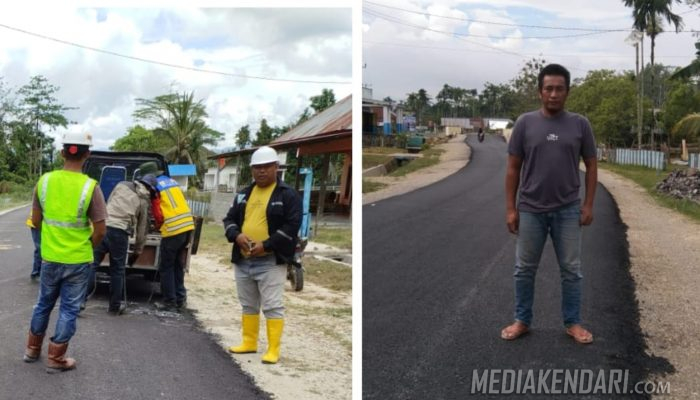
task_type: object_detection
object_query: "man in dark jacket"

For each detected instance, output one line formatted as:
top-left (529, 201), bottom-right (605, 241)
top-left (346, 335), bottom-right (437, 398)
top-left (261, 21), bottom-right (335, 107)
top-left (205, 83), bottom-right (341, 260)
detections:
top-left (223, 146), bottom-right (301, 364)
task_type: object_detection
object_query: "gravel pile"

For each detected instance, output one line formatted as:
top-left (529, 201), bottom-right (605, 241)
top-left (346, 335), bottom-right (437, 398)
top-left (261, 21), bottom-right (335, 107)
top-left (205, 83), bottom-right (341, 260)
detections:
top-left (656, 168), bottom-right (700, 202)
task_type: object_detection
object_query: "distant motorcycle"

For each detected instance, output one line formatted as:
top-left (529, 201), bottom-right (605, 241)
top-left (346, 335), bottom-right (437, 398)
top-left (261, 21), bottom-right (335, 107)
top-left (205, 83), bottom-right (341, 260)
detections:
top-left (477, 128), bottom-right (485, 143)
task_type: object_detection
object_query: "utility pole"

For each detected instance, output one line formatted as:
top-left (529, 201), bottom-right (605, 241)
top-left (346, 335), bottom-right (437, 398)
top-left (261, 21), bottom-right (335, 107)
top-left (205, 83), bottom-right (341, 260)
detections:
top-left (626, 30), bottom-right (644, 149)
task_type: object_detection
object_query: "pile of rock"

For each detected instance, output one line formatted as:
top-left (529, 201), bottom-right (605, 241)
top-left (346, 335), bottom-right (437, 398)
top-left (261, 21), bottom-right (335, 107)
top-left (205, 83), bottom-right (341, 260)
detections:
top-left (656, 168), bottom-right (700, 203)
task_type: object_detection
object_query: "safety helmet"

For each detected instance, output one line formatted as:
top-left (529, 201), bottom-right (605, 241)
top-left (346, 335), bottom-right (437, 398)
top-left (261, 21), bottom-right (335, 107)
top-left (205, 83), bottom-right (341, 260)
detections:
top-left (250, 146), bottom-right (279, 166)
top-left (62, 131), bottom-right (93, 147)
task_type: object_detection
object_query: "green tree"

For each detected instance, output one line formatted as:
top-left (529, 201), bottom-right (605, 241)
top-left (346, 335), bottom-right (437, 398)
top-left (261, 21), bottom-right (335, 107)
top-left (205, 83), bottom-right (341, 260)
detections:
top-left (671, 112), bottom-right (700, 143)
top-left (567, 70), bottom-right (640, 146)
top-left (16, 75), bottom-right (74, 179)
top-left (235, 124), bottom-right (251, 149)
top-left (660, 81), bottom-right (700, 144)
top-left (670, 40), bottom-right (700, 81)
top-left (510, 57), bottom-right (547, 118)
top-left (133, 91), bottom-right (223, 186)
top-left (310, 88), bottom-right (336, 113)
top-left (253, 118), bottom-right (274, 146)
top-left (111, 125), bottom-right (166, 152)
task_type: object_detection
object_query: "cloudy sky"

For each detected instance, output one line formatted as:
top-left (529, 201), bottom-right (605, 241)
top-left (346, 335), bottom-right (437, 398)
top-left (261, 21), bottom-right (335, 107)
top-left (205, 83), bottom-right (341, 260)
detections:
top-left (363, 0), bottom-right (700, 103)
top-left (0, 6), bottom-right (351, 151)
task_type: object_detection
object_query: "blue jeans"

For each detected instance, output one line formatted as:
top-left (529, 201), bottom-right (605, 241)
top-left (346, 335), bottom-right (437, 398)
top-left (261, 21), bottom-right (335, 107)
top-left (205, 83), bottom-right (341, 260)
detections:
top-left (513, 201), bottom-right (583, 327)
top-left (91, 227), bottom-right (129, 309)
top-left (159, 232), bottom-right (190, 305)
top-left (30, 262), bottom-right (89, 343)
top-left (30, 227), bottom-right (41, 277)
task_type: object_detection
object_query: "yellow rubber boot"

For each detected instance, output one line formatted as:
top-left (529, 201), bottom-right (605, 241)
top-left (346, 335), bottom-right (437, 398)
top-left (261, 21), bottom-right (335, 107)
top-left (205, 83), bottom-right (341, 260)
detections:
top-left (262, 318), bottom-right (284, 364)
top-left (228, 314), bottom-right (259, 354)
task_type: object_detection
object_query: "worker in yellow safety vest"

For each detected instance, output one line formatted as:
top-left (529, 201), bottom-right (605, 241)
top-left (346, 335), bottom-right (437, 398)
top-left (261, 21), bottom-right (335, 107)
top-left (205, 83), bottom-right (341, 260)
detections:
top-left (137, 162), bottom-right (194, 311)
top-left (23, 131), bottom-right (107, 373)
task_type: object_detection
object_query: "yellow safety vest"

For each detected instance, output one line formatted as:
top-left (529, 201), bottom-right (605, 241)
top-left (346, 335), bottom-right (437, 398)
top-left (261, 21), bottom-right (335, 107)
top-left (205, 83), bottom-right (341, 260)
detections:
top-left (37, 170), bottom-right (96, 264)
top-left (156, 176), bottom-right (194, 238)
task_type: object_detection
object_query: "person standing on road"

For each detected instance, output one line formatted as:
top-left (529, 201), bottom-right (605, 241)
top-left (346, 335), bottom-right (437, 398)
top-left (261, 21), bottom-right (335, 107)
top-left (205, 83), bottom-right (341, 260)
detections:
top-left (87, 175), bottom-right (158, 315)
top-left (23, 132), bottom-right (107, 372)
top-left (138, 162), bottom-right (195, 311)
top-left (501, 63), bottom-right (598, 344)
top-left (26, 209), bottom-right (41, 280)
top-left (223, 146), bottom-right (302, 364)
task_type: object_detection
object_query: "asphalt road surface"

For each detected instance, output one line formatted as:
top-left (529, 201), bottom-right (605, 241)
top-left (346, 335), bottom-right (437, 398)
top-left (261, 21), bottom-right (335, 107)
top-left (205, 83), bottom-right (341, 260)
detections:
top-left (363, 134), bottom-right (673, 399)
top-left (0, 206), bottom-right (270, 400)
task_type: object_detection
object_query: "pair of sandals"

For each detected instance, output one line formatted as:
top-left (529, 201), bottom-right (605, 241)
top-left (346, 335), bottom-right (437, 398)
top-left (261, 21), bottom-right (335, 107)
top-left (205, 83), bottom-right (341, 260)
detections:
top-left (500, 321), bottom-right (593, 344)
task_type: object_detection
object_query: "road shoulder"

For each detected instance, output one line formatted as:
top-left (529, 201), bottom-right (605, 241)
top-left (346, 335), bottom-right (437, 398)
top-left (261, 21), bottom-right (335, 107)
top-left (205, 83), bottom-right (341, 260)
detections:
top-left (597, 169), bottom-right (700, 396)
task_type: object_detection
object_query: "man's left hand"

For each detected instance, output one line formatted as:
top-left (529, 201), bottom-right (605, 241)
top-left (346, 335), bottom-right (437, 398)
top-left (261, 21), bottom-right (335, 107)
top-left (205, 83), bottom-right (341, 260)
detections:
top-left (580, 205), bottom-right (593, 226)
top-left (249, 242), bottom-right (265, 257)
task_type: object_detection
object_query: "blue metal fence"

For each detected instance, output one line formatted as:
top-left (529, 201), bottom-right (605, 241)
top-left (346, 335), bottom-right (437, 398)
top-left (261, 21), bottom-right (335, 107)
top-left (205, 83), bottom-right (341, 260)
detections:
top-left (187, 199), bottom-right (210, 218)
top-left (690, 153), bottom-right (700, 169)
top-left (604, 148), bottom-right (667, 170)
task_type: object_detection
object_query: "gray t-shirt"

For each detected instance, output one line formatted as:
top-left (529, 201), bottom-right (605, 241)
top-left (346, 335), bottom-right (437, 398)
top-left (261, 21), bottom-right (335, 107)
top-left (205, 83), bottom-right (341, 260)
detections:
top-left (508, 110), bottom-right (596, 213)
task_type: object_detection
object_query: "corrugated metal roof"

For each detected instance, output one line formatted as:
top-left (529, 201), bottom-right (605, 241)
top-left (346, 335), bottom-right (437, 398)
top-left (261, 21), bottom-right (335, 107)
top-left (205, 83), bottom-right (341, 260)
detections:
top-left (272, 94), bottom-right (352, 145)
top-left (168, 164), bottom-right (197, 176)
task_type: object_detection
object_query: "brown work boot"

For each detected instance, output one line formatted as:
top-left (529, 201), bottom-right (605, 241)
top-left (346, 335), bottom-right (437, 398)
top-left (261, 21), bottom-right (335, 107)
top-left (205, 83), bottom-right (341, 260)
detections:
top-left (45, 340), bottom-right (76, 373)
top-left (23, 331), bottom-right (45, 362)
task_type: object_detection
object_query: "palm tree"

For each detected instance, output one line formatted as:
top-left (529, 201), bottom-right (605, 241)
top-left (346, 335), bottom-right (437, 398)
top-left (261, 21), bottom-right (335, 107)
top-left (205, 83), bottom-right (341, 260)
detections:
top-left (133, 91), bottom-right (223, 185)
top-left (671, 40), bottom-right (700, 81)
top-left (672, 113), bottom-right (700, 143)
top-left (623, 0), bottom-right (683, 146)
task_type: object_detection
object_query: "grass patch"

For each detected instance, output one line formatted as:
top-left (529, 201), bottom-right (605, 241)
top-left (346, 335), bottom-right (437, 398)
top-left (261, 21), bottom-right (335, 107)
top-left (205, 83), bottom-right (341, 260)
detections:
top-left (600, 162), bottom-right (700, 223)
top-left (303, 257), bottom-right (352, 292)
top-left (197, 223), bottom-right (231, 264)
top-left (389, 147), bottom-right (444, 177)
top-left (362, 179), bottom-right (388, 193)
top-left (312, 226), bottom-right (351, 250)
top-left (0, 189), bottom-right (33, 212)
top-left (363, 154), bottom-right (393, 169)
top-left (364, 146), bottom-right (405, 155)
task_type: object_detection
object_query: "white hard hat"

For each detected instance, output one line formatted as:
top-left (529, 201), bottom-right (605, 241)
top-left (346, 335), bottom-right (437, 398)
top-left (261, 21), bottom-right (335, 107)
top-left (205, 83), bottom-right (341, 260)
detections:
top-left (250, 146), bottom-right (279, 166)
top-left (62, 132), bottom-right (93, 147)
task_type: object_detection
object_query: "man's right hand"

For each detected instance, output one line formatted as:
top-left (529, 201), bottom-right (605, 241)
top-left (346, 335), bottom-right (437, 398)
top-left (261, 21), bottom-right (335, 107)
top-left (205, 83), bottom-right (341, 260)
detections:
top-left (506, 209), bottom-right (519, 234)
top-left (235, 233), bottom-right (253, 253)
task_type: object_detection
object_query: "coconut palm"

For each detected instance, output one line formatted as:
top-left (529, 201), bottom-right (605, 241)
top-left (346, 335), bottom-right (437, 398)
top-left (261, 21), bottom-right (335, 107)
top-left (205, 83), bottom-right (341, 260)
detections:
top-left (133, 91), bottom-right (223, 185)
top-left (671, 40), bottom-right (700, 81)
top-left (672, 113), bottom-right (700, 143)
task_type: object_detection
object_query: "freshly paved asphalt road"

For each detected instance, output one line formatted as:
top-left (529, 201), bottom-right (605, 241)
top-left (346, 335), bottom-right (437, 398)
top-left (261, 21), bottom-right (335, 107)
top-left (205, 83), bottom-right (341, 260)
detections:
top-left (0, 206), bottom-right (269, 400)
top-left (363, 135), bottom-right (673, 399)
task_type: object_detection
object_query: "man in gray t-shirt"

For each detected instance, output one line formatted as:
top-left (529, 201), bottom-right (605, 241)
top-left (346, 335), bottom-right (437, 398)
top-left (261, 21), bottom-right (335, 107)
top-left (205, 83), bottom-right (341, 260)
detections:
top-left (501, 64), bottom-right (598, 345)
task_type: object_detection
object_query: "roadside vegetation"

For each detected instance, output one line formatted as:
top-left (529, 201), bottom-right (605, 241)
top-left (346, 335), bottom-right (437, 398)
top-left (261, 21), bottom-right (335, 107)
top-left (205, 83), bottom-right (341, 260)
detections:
top-left (196, 223), bottom-right (351, 292)
top-left (362, 180), bottom-right (388, 193)
top-left (388, 147), bottom-right (444, 177)
top-left (600, 162), bottom-right (700, 222)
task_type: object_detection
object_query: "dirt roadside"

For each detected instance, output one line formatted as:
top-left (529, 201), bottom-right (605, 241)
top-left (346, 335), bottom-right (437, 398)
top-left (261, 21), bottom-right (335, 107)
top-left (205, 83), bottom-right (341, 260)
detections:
top-left (362, 134), bottom-right (700, 397)
top-left (185, 249), bottom-right (352, 400)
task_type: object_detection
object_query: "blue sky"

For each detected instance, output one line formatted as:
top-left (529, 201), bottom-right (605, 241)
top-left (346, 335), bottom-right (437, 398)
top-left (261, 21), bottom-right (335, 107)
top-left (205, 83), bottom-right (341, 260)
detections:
top-left (0, 7), bottom-right (351, 150)
top-left (363, 0), bottom-right (700, 102)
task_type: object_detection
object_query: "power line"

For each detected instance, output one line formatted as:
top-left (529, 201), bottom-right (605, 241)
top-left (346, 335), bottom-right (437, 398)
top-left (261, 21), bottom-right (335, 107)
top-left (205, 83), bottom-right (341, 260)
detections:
top-left (364, 39), bottom-right (693, 59)
top-left (364, 7), bottom-right (612, 40)
top-left (365, 1), bottom-right (699, 33)
top-left (364, 1), bottom-right (626, 32)
top-left (0, 22), bottom-right (351, 85)
top-left (363, 8), bottom-right (525, 58)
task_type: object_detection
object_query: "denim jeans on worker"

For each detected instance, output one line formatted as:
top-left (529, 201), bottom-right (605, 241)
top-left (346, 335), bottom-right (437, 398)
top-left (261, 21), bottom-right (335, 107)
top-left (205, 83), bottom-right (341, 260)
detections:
top-left (513, 201), bottom-right (583, 327)
top-left (91, 227), bottom-right (129, 309)
top-left (30, 262), bottom-right (89, 344)
top-left (234, 255), bottom-right (286, 319)
top-left (160, 231), bottom-right (190, 306)
top-left (30, 227), bottom-right (41, 277)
